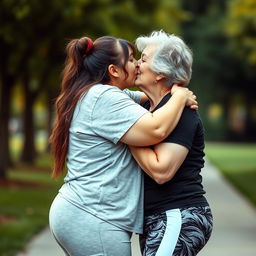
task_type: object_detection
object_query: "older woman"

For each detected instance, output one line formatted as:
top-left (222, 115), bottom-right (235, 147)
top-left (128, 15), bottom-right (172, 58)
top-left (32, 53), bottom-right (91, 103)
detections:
top-left (130, 31), bottom-right (213, 256)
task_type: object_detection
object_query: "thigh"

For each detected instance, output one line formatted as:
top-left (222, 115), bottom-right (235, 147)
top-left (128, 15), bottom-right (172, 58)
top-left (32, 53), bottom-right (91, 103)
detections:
top-left (99, 221), bottom-right (132, 256)
top-left (173, 206), bottom-right (213, 256)
top-left (140, 209), bottom-right (183, 256)
top-left (140, 207), bottom-right (213, 256)
top-left (49, 194), bottom-right (103, 255)
top-left (49, 194), bottom-right (132, 256)
top-left (140, 211), bottom-right (169, 256)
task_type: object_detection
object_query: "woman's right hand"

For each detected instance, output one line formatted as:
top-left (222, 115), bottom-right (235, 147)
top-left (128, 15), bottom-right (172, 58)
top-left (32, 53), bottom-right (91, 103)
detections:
top-left (171, 84), bottom-right (198, 110)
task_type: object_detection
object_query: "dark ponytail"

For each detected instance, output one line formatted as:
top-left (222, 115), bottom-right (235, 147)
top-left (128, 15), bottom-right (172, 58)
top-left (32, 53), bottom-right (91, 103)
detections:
top-left (50, 35), bottom-right (135, 177)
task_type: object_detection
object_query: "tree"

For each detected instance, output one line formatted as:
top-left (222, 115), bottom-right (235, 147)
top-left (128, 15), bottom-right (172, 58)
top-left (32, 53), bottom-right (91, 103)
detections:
top-left (0, 41), bottom-right (14, 178)
top-left (0, 0), bottom-right (33, 177)
top-left (181, 0), bottom-right (256, 141)
top-left (0, 0), bottom-right (187, 178)
top-left (180, 0), bottom-right (232, 140)
top-left (225, 0), bottom-right (256, 66)
top-left (225, 0), bottom-right (256, 140)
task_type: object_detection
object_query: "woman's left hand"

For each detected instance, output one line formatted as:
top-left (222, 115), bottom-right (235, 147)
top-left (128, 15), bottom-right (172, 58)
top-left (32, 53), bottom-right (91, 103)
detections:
top-left (187, 93), bottom-right (198, 110)
top-left (171, 84), bottom-right (198, 110)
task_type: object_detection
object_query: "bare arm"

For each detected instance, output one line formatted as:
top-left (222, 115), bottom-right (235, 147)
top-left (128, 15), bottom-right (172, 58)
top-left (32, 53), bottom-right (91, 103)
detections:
top-left (120, 88), bottom-right (197, 146)
top-left (140, 92), bottom-right (149, 103)
top-left (129, 142), bottom-right (189, 184)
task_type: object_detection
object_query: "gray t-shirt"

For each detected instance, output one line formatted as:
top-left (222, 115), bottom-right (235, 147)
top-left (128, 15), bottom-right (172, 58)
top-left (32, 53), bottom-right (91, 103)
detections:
top-left (59, 84), bottom-right (148, 233)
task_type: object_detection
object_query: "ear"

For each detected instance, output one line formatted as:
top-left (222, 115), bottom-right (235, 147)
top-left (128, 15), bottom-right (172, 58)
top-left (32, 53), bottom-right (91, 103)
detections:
top-left (156, 74), bottom-right (165, 82)
top-left (108, 64), bottom-right (120, 78)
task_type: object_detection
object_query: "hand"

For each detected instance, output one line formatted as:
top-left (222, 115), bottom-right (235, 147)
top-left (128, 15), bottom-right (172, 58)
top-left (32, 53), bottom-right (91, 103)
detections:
top-left (171, 84), bottom-right (198, 110)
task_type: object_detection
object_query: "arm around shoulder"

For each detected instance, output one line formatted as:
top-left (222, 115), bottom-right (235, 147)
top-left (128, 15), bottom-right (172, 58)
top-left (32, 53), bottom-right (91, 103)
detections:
top-left (121, 91), bottom-right (188, 146)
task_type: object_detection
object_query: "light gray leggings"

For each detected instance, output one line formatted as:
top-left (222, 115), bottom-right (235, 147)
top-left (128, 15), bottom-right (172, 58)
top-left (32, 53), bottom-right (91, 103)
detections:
top-left (49, 194), bottom-right (132, 256)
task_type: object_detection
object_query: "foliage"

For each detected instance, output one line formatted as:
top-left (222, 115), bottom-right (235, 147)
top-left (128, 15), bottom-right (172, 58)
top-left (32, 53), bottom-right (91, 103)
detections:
top-left (0, 0), bottom-right (186, 175)
top-left (181, 1), bottom-right (231, 140)
top-left (181, 0), bottom-right (256, 141)
top-left (225, 0), bottom-right (256, 66)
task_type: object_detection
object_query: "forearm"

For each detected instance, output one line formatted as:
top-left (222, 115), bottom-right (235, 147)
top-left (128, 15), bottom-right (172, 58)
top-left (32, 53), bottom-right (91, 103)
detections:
top-left (129, 142), bottom-right (188, 184)
top-left (129, 145), bottom-right (175, 184)
top-left (121, 92), bottom-right (188, 146)
top-left (140, 92), bottom-right (149, 103)
top-left (129, 146), bottom-right (158, 180)
top-left (130, 146), bottom-right (174, 184)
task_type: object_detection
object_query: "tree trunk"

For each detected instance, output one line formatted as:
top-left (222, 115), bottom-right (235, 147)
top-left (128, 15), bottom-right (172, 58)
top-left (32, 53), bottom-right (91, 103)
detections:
top-left (46, 89), bottom-right (55, 153)
top-left (0, 77), bottom-right (13, 178)
top-left (0, 41), bottom-right (14, 179)
top-left (20, 73), bottom-right (37, 163)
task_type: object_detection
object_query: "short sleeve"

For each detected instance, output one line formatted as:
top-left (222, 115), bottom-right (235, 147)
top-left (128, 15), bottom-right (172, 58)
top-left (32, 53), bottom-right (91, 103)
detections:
top-left (163, 108), bottom-right (199, 150)
top-left (91, 87), bottom-right (148, 144)
top-left (123, 89), bottom-right (143, 103)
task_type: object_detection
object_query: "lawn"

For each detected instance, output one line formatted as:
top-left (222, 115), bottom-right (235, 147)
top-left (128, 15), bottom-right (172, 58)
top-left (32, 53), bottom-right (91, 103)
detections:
top-left (205, 142), bottom-right (256, 207)
top-left (0, 154), bottom-right (63, 256)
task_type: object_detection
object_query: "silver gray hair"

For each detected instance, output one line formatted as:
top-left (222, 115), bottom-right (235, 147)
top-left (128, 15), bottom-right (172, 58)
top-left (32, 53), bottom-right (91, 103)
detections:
top-left (136, 30), bottom-right (193, 86)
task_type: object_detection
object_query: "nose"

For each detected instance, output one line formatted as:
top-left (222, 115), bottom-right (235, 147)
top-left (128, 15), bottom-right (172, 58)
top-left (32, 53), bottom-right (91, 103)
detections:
top-left (137, 59), bottom-right (142, 66)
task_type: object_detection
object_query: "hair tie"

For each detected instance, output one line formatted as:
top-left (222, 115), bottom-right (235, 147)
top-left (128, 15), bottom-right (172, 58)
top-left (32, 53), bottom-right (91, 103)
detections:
top-left (86, 38), bottom-right (93, 54)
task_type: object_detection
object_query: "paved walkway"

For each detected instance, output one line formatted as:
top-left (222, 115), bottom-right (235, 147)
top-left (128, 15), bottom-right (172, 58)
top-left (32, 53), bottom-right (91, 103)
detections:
top-left (16, 160), bottom-right (256, 256)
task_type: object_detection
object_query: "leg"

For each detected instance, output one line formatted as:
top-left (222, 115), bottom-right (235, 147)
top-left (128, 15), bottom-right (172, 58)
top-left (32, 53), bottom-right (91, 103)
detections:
top-left (49, 194), bottom-right (132, 256)
top-left (140, 210), bottom-right (178, 256)
top-left (51, 229), bottom-right (71, 256)
top-left (99, 221), bottom-right (132, 256)
top-left (172, 206), bottom-right (213, 256)
top-left (140, 206), bottom-right (213, 256)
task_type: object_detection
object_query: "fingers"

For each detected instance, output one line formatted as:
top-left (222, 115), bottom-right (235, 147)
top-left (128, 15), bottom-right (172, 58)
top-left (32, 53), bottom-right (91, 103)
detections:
top-left (171, 85), bottom-right (189, 94)
top-left (192, 99), bottom-right (198, 105)
top-left (174, 86), bottom-right (198, 109)
top-left (190, 104), bottom-right (198, 110)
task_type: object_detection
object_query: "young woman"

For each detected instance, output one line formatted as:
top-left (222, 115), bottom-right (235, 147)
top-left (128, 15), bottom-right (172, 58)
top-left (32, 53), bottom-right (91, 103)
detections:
top-left (130, 31), bottom-right (213, 256)
top-left (48, 35), bottom-right (197, 256)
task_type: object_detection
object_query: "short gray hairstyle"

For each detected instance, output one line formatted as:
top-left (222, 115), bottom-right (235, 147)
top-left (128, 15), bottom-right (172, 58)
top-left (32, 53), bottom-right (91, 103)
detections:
top-left (136, 30), bottom-right (193, 86)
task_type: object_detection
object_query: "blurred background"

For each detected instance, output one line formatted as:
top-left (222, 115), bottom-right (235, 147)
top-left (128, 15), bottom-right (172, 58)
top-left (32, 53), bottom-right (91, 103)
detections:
top-left (0, 0), bottom-right (256, 255)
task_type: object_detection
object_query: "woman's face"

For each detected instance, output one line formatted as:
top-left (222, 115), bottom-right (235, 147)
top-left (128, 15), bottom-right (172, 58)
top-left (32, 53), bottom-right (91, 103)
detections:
top-left (135, 44), bottom-right (158, 89)
top-left (119, 47), bottom-right (138, 89)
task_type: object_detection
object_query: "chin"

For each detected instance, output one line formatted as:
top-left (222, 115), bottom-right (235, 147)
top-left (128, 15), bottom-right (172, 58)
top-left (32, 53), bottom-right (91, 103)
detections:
top-left (134, 80), bottom-right (140, 86)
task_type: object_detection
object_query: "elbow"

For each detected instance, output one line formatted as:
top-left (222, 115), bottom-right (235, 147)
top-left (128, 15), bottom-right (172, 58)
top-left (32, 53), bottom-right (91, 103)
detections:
top-left (152, 172), bottom-right (172, 185)
top-left (151, 127), bottom-right (168, 142)
top-left (154, 176), bottom-right (169, 185)
top-left (146, 165), bottom-right (172, 185)
top-left (151, 166), bottom-right (177, 184)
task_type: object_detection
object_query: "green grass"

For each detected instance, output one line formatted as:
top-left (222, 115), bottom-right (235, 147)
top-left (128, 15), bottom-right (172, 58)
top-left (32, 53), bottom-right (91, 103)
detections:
top-left (205, 142), bottom-right (256, 207)
top-left (0, 155), bottom-right (63, 256)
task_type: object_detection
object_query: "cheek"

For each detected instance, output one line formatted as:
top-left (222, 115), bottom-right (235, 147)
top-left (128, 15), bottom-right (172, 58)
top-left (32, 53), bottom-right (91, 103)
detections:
top-left (128, 63), bottom-right (135, 72)
top-left (141, 63), bottom-right (150, 73)
top-left (141, 66), bottom-right (150, 77)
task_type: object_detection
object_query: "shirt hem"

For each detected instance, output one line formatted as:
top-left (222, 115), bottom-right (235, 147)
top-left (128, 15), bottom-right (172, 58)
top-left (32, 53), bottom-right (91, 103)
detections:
top-left (145, 198), bottom-right (209, 217)
top-left (58, 193), bottom-right (143, 234)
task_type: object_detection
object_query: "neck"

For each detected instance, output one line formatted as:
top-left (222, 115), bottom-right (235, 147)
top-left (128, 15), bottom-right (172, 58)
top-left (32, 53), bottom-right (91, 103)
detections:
top-left (140, 84), bottom-right (171, 111)
top-left (108, 77), bottom-right (127, 90)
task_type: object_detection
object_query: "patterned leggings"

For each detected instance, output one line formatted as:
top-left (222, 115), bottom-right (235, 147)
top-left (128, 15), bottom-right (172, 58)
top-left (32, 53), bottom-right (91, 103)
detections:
top-left (140, 206), bottom-right (213, 256)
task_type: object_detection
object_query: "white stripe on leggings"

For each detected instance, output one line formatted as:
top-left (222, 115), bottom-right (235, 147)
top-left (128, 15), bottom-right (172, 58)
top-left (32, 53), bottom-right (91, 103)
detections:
top-left (156, 209), bottom-right (182, 256)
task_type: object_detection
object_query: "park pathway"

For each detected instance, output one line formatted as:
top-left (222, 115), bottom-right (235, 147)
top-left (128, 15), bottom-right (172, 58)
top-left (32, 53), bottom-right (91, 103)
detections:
top-left (16, 160), bottom-right (256, 256)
